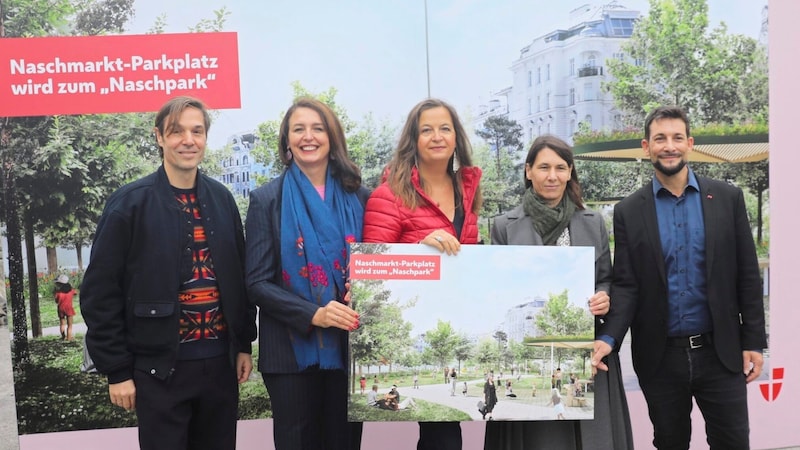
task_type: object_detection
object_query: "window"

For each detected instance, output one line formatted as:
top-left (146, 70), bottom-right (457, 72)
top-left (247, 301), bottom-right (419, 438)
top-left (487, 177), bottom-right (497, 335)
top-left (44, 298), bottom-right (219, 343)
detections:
top-left (609, 18), bottom-right (635, 37)
top-left (612, 52), bottom-right (625, 61)
top-left (584, 82), bottom-right (594, 101)
top-left (546, 64), bottom-right (551, 81)
top-left (528, 70), bottom-right (532, 87)
top-left (546, 93), bottom-right (550, 109)
top-left (243, 155), bottom-right (249, 164)
top-left (569, 58), bottom-right (575, 76)
top-left (537, 96), bottom-right (541, 112)
top-left (527, 98), bottom-right (532, 115)
top-left (537, 67), bottom-right (541, 84)
top-left (569, 88), bottom-right (575, 105)
top-left (587, 55), bottom-right (596, 68)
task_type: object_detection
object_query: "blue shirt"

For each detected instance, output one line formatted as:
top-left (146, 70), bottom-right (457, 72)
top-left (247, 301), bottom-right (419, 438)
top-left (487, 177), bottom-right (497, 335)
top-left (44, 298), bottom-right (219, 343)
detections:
top-left (652, 170), bottom-right (712, 337)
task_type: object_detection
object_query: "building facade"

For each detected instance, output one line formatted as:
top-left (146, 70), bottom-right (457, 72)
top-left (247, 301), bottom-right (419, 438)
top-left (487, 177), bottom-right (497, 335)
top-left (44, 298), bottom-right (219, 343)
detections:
top-left (500, 295), bottom-right (547, 343)
top-left (216, 131), bottom-right (269, 198)
top-left (477, 2), bottom-right (641, 144)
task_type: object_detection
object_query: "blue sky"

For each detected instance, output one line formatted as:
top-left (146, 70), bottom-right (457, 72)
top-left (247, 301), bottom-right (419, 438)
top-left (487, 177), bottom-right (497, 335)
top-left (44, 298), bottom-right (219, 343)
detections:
top-left (353, 244), bottom-right (595, 338)
top-left (125, 0), bottom-right (767, 149)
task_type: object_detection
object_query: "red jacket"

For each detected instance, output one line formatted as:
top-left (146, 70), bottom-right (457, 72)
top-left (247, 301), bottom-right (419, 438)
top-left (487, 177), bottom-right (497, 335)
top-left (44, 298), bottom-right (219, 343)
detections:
top-left (363, 166), bottom-right (482, 244)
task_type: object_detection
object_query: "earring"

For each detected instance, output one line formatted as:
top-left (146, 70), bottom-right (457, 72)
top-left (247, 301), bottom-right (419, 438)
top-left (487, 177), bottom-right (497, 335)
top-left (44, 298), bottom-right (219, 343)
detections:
top-left (285, 149), bottom-right (293, 160)
top-left (452, 154), bottom-right (460, 172)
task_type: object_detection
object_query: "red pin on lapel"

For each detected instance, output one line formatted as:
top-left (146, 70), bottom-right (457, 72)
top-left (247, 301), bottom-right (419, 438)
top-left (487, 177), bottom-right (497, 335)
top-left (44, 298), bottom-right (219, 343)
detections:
top-left (707, 194), bottom-right (713, 199)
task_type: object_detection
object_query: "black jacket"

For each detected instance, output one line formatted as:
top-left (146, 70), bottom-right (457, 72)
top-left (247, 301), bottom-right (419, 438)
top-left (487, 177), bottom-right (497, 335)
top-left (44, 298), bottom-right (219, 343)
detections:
top-left (602, 176), bottom-right (766, 382)
top-left (81, 165), bottom-right (257, 383)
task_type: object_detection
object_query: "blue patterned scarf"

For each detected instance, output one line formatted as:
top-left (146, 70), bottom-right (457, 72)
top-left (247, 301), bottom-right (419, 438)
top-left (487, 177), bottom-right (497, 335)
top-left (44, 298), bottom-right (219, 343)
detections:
top-left (280, 163), bottom-right (363, 370)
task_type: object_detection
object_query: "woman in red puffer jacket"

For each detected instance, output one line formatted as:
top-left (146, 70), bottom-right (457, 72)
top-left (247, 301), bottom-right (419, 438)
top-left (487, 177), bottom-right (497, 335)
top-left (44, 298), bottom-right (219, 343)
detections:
top-left (362, 97), bottom-right (482, 450)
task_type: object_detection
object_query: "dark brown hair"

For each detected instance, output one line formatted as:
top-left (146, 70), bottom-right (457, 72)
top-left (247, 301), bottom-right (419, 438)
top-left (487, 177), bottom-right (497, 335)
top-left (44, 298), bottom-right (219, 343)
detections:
top-left (524, 135), bottom-right (584, 210)
top-left (386, 98), bottom-right (482, 212)
top-left (277, 97), bottom-right (362, 192)
top-left (644, 106), bottom-right (691, 140)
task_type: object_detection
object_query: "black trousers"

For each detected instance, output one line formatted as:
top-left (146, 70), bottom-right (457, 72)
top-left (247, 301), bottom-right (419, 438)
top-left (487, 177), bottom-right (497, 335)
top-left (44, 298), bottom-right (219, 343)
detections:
top-left (134, 355), bottom-right (238, 450)
top-left (417, 422), bottom-right (462, 450)
top-left (640, 344), bottom-right (750, 450)
top-left (264, 369), bottom-right (361, 450)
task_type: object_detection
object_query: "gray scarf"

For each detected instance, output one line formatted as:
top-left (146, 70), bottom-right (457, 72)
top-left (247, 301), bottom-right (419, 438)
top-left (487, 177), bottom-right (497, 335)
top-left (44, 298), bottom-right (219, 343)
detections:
top-left (522, 188), bottom-right (576, 246)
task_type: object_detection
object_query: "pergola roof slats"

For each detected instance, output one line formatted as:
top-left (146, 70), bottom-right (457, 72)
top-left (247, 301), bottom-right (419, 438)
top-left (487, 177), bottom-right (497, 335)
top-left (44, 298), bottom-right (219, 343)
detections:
top-left (572, 134), bottom-right (768, 163)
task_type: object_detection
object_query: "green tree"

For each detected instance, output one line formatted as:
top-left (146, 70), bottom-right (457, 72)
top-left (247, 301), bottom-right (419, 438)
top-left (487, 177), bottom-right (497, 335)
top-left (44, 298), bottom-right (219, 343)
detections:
top-left (535, 289), bottom-right (593, 337)
top-left (475, 117), bottom-right (524, 217)
top-left (1, 0), bottom-right (75, 364)
top-left (605, 0), bottom-right (711, 126)
top-left (575, 160), bottom-right (646, 202)
top-left (605, 0), bottom-right (768, 127)
top-left (423, 320), bottom-right (458, 369)
top-left (475, 116), bottom-right (523, 180)
top-left (474, 338), bottom-right (496, 372)
top-left (452, 333), bottom-right (473, 373)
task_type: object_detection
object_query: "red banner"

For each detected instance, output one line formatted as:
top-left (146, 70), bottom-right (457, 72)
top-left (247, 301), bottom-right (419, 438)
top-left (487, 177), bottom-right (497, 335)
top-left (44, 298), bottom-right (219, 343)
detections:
top-left (0, 32), bottom-right (240, 117)
top-left (350, 254), bottom-right (441, 280)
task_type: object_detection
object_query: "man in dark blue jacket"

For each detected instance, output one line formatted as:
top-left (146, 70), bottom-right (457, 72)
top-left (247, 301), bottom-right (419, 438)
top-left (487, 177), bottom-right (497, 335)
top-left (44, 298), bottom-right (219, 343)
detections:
top-left (81, 96), bottom-right (256, 450)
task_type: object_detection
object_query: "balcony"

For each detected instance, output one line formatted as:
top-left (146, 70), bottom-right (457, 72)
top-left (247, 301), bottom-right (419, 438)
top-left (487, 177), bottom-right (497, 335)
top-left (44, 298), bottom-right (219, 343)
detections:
top-left (578, 66), bottom-right (603, 77)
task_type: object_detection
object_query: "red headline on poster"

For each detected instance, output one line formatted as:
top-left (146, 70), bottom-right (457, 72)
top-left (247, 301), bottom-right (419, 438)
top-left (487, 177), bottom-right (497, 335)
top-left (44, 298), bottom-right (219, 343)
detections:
top-left (350, 254), bottom-right (441, 280)
top-left (0, 32), bottom-right (241, 117)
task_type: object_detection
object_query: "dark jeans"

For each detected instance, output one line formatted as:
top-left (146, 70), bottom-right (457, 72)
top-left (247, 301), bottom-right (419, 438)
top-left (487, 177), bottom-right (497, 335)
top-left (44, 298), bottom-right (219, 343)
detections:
top-left (134, 355), bottom-right (238, 450)
top-left (417, 422), bottom-right (462, 450)
top-left (639, 345), bottom-right (750, 450)
top-left (264, 369), bottom-right (361, 450)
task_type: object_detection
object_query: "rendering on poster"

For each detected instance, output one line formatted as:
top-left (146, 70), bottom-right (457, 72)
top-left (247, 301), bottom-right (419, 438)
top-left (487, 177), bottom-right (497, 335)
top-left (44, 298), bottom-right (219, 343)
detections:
top-left (348, 243), bottom-right (595, 422)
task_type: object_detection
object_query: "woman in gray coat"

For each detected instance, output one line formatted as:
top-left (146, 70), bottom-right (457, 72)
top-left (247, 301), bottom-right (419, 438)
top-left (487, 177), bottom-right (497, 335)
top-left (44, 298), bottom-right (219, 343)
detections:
top-left (484, 135), bottom-right (633, 450)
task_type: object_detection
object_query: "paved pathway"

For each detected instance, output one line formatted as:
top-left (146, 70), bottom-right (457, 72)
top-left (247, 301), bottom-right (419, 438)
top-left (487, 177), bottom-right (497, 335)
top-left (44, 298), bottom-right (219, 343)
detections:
top-left (388, 378), bottom-right (593, 421)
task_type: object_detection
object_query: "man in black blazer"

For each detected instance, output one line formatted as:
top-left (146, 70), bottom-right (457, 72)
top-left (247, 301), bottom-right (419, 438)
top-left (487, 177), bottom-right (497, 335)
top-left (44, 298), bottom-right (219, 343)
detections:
top-left (592, 106), bottom-right (766, 449)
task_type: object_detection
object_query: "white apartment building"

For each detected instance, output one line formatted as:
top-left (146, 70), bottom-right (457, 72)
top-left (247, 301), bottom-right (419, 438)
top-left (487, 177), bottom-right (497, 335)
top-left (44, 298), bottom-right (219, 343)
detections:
top-left (477, 2), bottom-right (641, 144)
top-left (500, 295), bottom-right (547, 343)
top-left (217, 131), bottom-right (270, 198)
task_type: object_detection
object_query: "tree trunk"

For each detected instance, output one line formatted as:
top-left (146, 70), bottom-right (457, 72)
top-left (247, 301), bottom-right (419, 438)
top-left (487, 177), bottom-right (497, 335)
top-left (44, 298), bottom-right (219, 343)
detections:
top-left (3, 161), bottom-right (29, 365)
top-left (25, 214), bottom-right (42, 337)
top-left (46, 246), bottom-right (57, 274)
top-left (75, 245), bottom-right (84, 270)
top-left (757, 187), bottom-right (764, 245)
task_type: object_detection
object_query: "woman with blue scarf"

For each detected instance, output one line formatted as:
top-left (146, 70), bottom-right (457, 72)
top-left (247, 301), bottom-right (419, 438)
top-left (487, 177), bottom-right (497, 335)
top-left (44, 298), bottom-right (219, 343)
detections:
top-left (245, 98), bottom-right (368, 450)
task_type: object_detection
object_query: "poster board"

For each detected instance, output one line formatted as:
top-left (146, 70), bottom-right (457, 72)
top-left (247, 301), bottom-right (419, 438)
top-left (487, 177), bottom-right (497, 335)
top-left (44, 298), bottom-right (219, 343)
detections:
top-left (348, 243), bottom-right (595, 422)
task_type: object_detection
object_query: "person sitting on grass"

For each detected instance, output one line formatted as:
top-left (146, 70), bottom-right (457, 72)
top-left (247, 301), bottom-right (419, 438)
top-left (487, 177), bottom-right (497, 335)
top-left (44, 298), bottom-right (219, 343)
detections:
top-left (505, 380), bottom-right (517, 398)
top-left (388, 384), bottom-right (418, 410)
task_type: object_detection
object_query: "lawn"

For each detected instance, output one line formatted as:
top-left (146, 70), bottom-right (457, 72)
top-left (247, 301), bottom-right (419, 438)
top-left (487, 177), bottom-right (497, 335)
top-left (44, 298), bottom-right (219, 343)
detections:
top-left (12, 336), bottom-right (272, 434)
